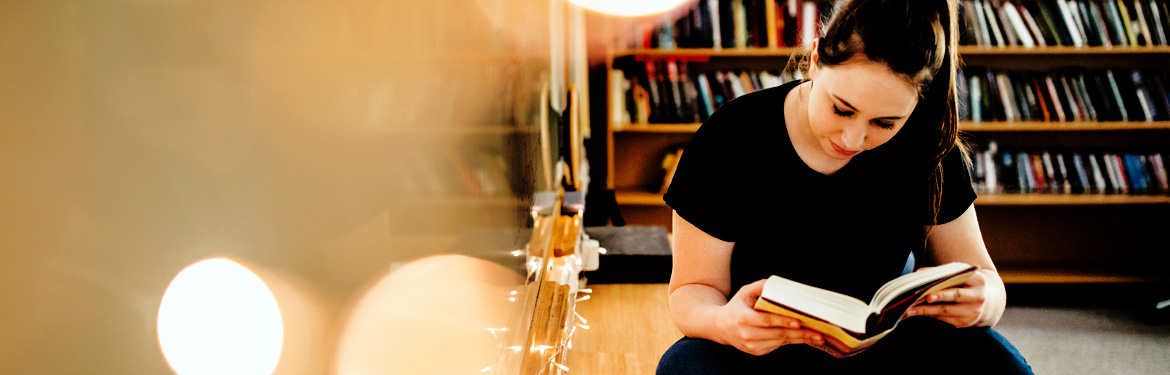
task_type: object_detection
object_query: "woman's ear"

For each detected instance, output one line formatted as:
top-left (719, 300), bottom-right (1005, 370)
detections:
top-left (808, 39), bottom-right (820, 80)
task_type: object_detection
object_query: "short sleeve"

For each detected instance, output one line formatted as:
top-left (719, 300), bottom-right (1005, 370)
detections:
top-left (934, 148), bottom-right (978, 224)
top-left (662, 99), bottom-right (762, 242)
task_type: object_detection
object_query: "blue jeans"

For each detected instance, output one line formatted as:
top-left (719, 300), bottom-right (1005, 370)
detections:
top-left (656, 317), bottom-right (1033, 375)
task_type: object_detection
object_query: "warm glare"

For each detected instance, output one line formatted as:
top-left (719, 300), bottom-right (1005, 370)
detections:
top-left (157, 258), bottom-right (284, 375)
top-left (568, 0), bottom-right (691, 17)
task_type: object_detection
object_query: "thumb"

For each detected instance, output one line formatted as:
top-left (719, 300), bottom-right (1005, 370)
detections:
top-left (736, 279), bottom-right (768, 305)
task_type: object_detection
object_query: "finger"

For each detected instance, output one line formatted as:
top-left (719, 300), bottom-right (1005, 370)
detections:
top-left (907, 303), bottom-right (978, 321)
top-left (743, 327), bottom-right (823, 346)
top-left (750, 311), bottom-right (803, 329)
top-left (925, 287), bottom-right (985, 304)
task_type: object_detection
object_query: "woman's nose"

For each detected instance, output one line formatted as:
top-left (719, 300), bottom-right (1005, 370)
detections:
top-left (840, 121), bottom-right (867, 150)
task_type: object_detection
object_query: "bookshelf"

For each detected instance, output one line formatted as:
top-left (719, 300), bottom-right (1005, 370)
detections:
top-left (601, 0), bottom-right (1170, 284)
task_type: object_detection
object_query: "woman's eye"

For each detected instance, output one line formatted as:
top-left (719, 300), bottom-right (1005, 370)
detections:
top-left (832, 105), bottom-right (852, 117)
top-left (873, 120), bottom-right (895, 130)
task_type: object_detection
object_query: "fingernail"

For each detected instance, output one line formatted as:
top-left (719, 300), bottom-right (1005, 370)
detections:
top-left (906, 309), bottom-right (917, 315)
top-left (928, 295), bottom-right (937, 302)
top-left (788, 321), bottom-right (800, 328)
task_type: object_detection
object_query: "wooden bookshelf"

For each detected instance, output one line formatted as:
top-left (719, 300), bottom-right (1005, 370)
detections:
top-left (613, 121), bottom-right (1170, 133)
top-left (612, 46), bottom-right (1170, 58)
top-left (975, 194), bottom-right (1170, 205)
top-left (998, 268), bottom-right (1168, 284)
top-left (602, 1), bottom-right (1170, 286)
top-left (616, 190), bottom-right (1170, 207)
top-left (613, 123), bottom-right (702, 133)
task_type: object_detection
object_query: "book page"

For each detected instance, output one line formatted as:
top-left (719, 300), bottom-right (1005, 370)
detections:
top-left (760, 276), bottom-right (870, 333)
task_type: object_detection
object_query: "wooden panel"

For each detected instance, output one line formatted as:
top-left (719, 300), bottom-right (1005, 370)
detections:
top-left (566, 284), bottom-right (682, 375)
top-left (612, 133), bottom-right (694, 192)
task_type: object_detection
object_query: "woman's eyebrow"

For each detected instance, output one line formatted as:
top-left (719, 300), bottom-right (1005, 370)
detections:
top-left (831, 94), bottom-right (907, 120)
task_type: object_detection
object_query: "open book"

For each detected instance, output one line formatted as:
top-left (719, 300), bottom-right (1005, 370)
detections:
top-left (753, 262), bottom-right (979, 358)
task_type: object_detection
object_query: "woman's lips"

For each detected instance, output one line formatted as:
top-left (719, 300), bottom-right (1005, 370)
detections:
top-left (831, 141), bottom-right (860, 157)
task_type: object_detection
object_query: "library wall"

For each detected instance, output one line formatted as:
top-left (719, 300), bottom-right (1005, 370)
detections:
top-left (599, 0), bottom-right (1170, 283)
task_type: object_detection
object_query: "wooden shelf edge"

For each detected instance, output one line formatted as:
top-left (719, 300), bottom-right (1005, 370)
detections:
top-left (999, 268), bottom-right (1169, 284)
top-left (958, 45), bottom-right (1170, 55)
top-left (613, 123), bottom-right (702, 133)
top-left (976, 194), bottom-right (1170, 205)
top-left (613, 122), bottom-right (1170, 133)
top-left (612, 47), bottom-right (808, 58)
top-left (616, 191), bottom-right (667, 206)
top-left (961, 121), bottom-right (1170, 131)
top-left (611, 46), bottom-right (1170, 58)
top-left (619, 192), bottom-right (1169, 207)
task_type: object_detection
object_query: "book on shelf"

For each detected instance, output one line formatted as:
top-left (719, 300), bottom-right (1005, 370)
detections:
top-left (660, 147), bottom-right (686, 193)
top-left (623, 0), bottom-right (831, 50)
top-left (614, 57), bottom-right (803, 125)
top-left (958, 0), bottom-right (1170, 47)
top-left (969, 141), bottom-right (1170, 195)
top-left (960, 67), bottom-right (1170, 122)
top-left (753, 262), bottom-right (979, 358)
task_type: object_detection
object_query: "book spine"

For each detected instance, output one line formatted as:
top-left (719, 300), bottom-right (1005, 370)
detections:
top-left (1057, 0), bottom-right (1087, 46)
top-left (996, 72), bottom-right (1020, 121)
top-left (1150, 153), bottom-right (1169, 192)
top-left (1118, 0), bottom-right (1139, 46)
top-left (697, 74), bottom-right (716, 119)
top-left (998, 4), bottom-right (1022, 46)
top-left (1004, 2), bottom-right (1037, 46)
top-left (984, 0), bottom-right (1008, 46)
top-left (1104, 0), bottom-right (1131, 45)
top-left (1150, 0), bottom-right (1169, 45)
top-left (733, 0), bottom-right (747, 48)
top-left (1134, 0), bottom-right (1156, 45)
top-left (710, 0), bottom-right (724, 50)
top-left (766, 0), bottom-right (779, 48)
top-left (1020, 3), bottom-right (1050, 46)
top-left (970, 74), bottom-right (984, 121)
top-left (1073, 152), bottom-right (1092, 193)
top-left (975, 0), bottom-right (995, 46)
top-left (801, 1), bottom-right (818, 48)
top-left (1104, 69), bottom-right (1130, 121)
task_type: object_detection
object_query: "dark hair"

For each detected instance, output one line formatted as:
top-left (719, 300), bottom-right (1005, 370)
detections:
top-left (812, 0), bottom-right (962, 226)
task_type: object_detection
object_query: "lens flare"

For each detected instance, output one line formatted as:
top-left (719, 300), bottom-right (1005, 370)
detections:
top-left (568, 0), bottom-right (692, 17)
top-left (157, 258), bottom-right (283, 375)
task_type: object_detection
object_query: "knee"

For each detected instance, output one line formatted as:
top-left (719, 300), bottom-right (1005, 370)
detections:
top-left (656, 337), bottom-right (735, 375)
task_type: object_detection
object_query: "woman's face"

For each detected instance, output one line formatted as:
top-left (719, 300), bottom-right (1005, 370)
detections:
top-left (805, 55), bottom-right (920, 161)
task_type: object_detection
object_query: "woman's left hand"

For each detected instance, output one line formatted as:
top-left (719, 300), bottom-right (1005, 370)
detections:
top-left (905, 269), bottom-right (998, 328)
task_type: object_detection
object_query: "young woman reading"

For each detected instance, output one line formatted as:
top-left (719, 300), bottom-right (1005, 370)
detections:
top-left (656, 1), bottom-right (1034, 373)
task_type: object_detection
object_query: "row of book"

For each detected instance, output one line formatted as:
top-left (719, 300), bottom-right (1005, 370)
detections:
top-left (613, 59), bottom-right (1170, 125)
top-left (969, 141), bottom-right (1170, 194)
top-left (388, 144), bottom-right (517, 197)
top-left (634, 0), bottom-right (832, 50)
top-left (960, 68), bottom-right (1170, 122)
top-left (959, 0), bottom-right (1170, 48)
top-left (611, 59), bottom-right (806, 125)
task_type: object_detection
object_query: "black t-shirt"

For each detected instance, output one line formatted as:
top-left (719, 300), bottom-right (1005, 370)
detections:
top-left (664, 80), bottom-right (977, 301)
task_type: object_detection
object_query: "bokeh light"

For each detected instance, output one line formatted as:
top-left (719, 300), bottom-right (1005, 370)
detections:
top-left (568, 0), bottom-right (692, 16)
top-left (157, 258), bottom-right (284, 375)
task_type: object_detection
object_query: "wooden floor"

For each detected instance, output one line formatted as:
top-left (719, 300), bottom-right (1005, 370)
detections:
top-left (565, 283), bottom-right (683, 375)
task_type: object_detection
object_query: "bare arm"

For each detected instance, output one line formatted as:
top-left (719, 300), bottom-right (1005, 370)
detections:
top-left (668, 211), bottom-right (824, 355)
top-left (908, 204), bottom-right (1007, 327)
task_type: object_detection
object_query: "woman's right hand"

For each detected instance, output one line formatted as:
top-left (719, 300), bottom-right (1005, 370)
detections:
top-left (713, 279), bottom-right (826, 356)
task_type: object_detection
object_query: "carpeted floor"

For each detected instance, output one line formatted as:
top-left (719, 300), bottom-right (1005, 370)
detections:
top-left (995, 306), bottom-right (1170, 375)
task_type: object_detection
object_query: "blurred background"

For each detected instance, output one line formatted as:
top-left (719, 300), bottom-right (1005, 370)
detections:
top-left (0, 0), bottom-right (641, 373)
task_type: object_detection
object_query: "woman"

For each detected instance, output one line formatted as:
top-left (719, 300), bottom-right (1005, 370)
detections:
top-left (656, 0), bottom-right (1033, 373)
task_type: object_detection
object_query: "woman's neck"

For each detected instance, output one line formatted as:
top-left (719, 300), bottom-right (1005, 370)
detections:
top-left (784, 81), bottom-right (850, 175)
